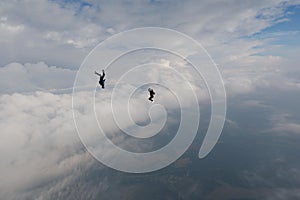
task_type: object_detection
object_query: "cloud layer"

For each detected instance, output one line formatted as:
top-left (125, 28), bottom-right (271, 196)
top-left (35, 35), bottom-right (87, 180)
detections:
top-left (1, 0), bottom-right (300, 199)
top-left (0, 0), bottom-right (299, 67)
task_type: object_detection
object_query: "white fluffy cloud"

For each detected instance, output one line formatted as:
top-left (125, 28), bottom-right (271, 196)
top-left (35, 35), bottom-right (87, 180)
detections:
top-left (0, 59), bottom-right (204, 198)
top-left (1, 59), bottom-right (297, 198)
top-left (0, 62), bottom-right (76, 94)
top-left (0, 0), bottom-right (298, 99)
top-left (0, 91), bottom-right (92, 198)
top-left (0, 0), bottom-right (105, 67)
top-left (0, 0), bottom-right (299, 68)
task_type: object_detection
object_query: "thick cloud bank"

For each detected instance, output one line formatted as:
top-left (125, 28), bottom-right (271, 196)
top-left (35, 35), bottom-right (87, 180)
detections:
top-left (0, 62), bottom-right (76, 94)
top-left (0, 60), bottom-right (300, 199)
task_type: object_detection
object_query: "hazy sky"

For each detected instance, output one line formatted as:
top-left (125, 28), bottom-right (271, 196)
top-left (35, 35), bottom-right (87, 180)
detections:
top-left (1, 1), bottom-right (300, 199)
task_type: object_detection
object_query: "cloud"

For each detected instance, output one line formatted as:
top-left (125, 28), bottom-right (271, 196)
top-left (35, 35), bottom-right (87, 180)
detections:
top-left (267, 188), bottom-right (300, 200)
top-left (272, 123), bottom-right (300, 134)
top-left (0, 91), bottom-right (93, 198)
top-left (0, 54), bottom-right (297, 198)
top-left (0, 63), bottom-right (203, 198)
top-left (0, 0), bottom-right (105, 67)
top-left (1, 0), bottom-right (298, 99)
top-left (0, 50), bottom-right (227, 197)
top-left (0, 0), bottom-right (299, 68)
top-left (0, 62), bottom-right (76, 94)
top-left (265, 112), bottom-right (300, 135)
top-left (241, 163), bottom-right (300, 200)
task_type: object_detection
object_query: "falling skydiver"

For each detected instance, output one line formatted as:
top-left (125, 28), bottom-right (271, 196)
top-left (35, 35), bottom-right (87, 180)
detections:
top-left (148, 88), bottom-right (155, 102)
top-left (95, 70), bottom-right (105, 89)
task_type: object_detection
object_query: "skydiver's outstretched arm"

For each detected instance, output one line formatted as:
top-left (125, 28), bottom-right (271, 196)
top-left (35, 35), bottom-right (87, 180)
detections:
top-left (95, 71), bottom-right (101, 76)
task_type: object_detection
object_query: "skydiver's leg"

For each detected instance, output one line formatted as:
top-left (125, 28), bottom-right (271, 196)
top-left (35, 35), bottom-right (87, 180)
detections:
top-left (102, 79), bottom-right (105, 88)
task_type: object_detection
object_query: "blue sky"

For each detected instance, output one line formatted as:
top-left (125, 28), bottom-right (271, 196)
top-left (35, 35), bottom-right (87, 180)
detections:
top-left (256, 4), bottom-right (300, 47)
top-left (265, 4), bottom-right (300, 32)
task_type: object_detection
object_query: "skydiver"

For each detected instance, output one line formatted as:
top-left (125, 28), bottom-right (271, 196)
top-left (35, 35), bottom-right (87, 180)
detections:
top-left (148, 88), bottom-right (155, 102)
top-left (95, 70), bottom-right (105, 89)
